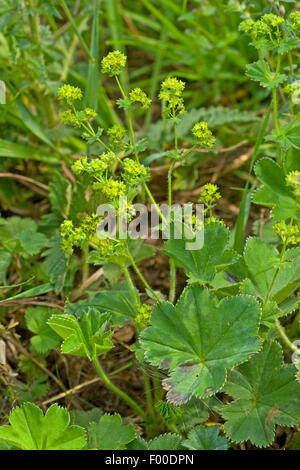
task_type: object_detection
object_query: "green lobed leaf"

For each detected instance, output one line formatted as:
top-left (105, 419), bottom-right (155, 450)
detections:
top-left (0, 403), bottom-right (86, 450)
top-left (25, 306), bottom-right (62, 354)
top-left (241, 238), bottom-right (300, 303)
top-left (147, 433), bottom-right (184, 450)
top-left (0, 249), bottom-right (12, 284)
top-left (47, 308), bottom-right (114, 360)
top-left (0, 216), bottom-right (48, 257)
top-left (222, 341), bottom-right (300, 448)
top-left (49, 172), bottom-right (72, 220)
top-left (141, 285), bottom-right (261, 403)
top-left (43, 234), bottom-right (67, 294)
top-left (65, 283), bottom-right (136, 326)
top-left (245, 61), bottom-right (287, 89)
top-left (183, 425), bottom-right (228, 450)
top-left (88, 414), bottom-right (136, 450)
top-left (252, 158), bottom-right (299, 221)
top-left (165, 221), bottom-right (238, 283)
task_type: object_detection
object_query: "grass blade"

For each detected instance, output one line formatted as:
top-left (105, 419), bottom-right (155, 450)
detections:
top-left (233, 104), bottom-right (271, 253)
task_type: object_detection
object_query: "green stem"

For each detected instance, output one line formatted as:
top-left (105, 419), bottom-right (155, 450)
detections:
top-left (115, 74), bottom-right (164, 228)
top-left (142, 182), bottom-right (166, 222)
top-left (263, 202), bottom-right (297, 308)
top-left (272, 87), bottom-right (280, 137)
top-left (275, 319), bottom-right (298, 352)
top-left (182, 0), bottom-right (188, 14)
top-left (82, 240), bottom-right (89, 283)
top-left (286, 112), bottom-right (300, 132)
top-left (167, 123), bottom-right (177, 303)
top-left (258, 50), bottom-right (271, 79)
top-left (168, 161), bottom-right (175, 208)
top-left (80, 120), bottom-right (110, 151)
top-left (142, 370), bottom-right (155, 421)
top-left (115, 75), bottom-right (137, 159)
top-left (182, 144), bottom-right (197, 160)
top-left (153, 371), bottom-right (163, 403)
top-left (122, 264), bottom-right (140, 310)
top-left (92, 357), bottom-right (147, 420)
top-left (169, 259), bottom-right (176, 303)
top-left (288, 51), bottom-right (294, 76)
top-left (126, 248), bottom-right (161, 302)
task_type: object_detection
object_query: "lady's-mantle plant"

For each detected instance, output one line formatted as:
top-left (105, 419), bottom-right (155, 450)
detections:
top-left (1, 9), bottom-right (300, 451)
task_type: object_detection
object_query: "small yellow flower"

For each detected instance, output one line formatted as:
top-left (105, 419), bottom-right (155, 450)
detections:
top-left (286, 170), bottom-right (300, 197)
top-left (83, 108), bottom-right (97, 120)
top-left (129, 88), bottom-right (151, 109)
top-left (94, 179), bottom-right (126, 199)
top-left (240, 20), bottom-right (254, 34)
top-left (101, 51), bottom-right (127, 76)
top-left (273, 221), bottom-right (300, 245)
top-left (159, 77), bottom-right (186, 118)
top-left (122, 158), bottom-right (149, 186)
top-left (198, 183), bottom-right (221, 206)
top-left (290, 11), bottom-right (300, 35)
top-left (58, 84), bottom-right (83, 105)
top-left (61, 109), bottom-right (77, 125)
top-left (284, 81), bottom-right (300, 105)
top-left (192, 122), bottom-right (215, 148)
top-left (107, 125), bottom-right (127, 147)
top-left (96, 237), bottom-right (126, 260)
top-left (135, 304), bottom-right (152, 329)
top-left (240, 13), bottom-right (285, 46)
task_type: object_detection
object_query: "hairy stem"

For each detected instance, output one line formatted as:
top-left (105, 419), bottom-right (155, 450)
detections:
top-left (275, 319), bottom-right (298, 353)
top-left (92, 357), bottom-right (147, 420)
top-left (126, 247), bottom-right (161, 301)
top-left (122, 264), bottom-right (140, 310)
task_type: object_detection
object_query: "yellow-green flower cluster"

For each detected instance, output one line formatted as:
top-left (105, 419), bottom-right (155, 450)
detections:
top-left (159, 77), bottom-right (186, 119)
top-left (58, 84), bottom-right (83, 105)
top-left (72, 152), bottom-right (116, 178)
top-left (116, 202), bottom-right (136, 223)
top-left (192, 122), bottom-right (215, 148)
top-left (81, 214), bottom-right (102, 235)
top-left (60, 215), bottom-right (102, 254)
top-left (240, 19), bottom-right (254, 34)
top-left (93, 179), bottom-right (126, 199)
top-left (184, 213), bottom-right (204, 233)
top-left (284, 81), bottom-right (300, 105)
top-left (61, 109), bottom-right (78, 125)
top-left (240, 14), bottom-right (285, 48)
top-left (135, 304), bottom-right (152, 329)
top-left (290, 11), bottom-right (300, 35)
top-left (101, 51), bottom-right (127, 76)
top-left (286, 170), bottom-right (300, 197)
top-left (273, 221), bottom-right (300, 245)
top-left (96, 237), bottom-right (126, 261)
top-left (83, 108), bottom-right (97, 120)
top-left (122, 158), bottom-right (149, 186)
top-left (107, 125), bottom-right (127, 150)
top-left (198, 183), bottom-right (221, 206)
top-left (129, 88), bottom-right (152, 110)
top-left (61, 107), bottom-right (97, 127)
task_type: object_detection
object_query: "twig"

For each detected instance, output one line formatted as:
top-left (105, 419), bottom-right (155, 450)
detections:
top-left (4, 335), bottom-right (65, 391)
top-left (70, 268), bottom-right (103, 301)
top-left (0, 299), bottom-right (64, 311)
